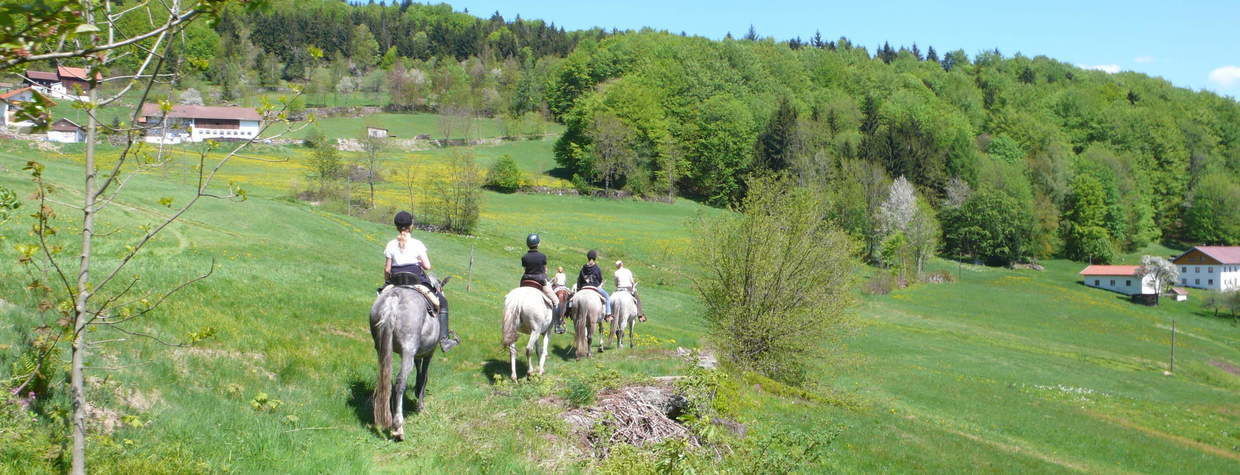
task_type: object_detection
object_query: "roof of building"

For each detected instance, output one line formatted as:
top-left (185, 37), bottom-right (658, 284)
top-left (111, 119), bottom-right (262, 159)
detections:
top-left (1174, 246), bottom-right (1240, 265)
top-left (0, 86), bottom-right (32, 101)
top-left (56, 66), bottom-right (100, 81)
top-left (50, 118), bottom-right (82, 132)
top-left (367, 126), bottom-right (388, 131)
top-left (26, 70), bottom-right (59, 82)
top-left (139, 103), bottom-right (262, 121)
top-left (1079, 265), bottom-right (1142, 276)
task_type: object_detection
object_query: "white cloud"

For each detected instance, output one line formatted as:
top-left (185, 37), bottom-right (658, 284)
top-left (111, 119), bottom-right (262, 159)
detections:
top-left (1208, 66), bottom-right (1240, 89)
top-left (1078, 64), bottom-right (1121, 74)
top-left (1134, 56), bottom-right (1155, 63)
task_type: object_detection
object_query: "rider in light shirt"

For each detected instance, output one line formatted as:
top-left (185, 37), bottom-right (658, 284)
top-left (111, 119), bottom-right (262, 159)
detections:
top-left (613, 260), bottom-right (646, 322)
top-left (383, 211), bottom-right (458, 351)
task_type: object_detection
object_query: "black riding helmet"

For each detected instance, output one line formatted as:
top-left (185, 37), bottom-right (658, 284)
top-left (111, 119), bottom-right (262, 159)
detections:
top-left (526, 233), bottom-right (540, 249)
top-left (587, 249), bottom-right (598, 261)
top-left (394, 211), bottom-right (414, 229)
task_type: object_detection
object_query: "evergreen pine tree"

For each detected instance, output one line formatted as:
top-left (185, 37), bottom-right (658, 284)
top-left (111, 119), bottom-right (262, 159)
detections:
top-left (754, 97), bottom-right (800, 172)
top-left (926, 46), bottom-right (939, 63)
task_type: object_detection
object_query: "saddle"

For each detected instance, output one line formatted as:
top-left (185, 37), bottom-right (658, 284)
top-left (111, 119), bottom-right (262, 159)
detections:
top-left (579, 286), bottom-right (607, 305)
top-left (386, 272), bottom-right (440, 313)
top-left (519, 280), bottom-right (556, 308)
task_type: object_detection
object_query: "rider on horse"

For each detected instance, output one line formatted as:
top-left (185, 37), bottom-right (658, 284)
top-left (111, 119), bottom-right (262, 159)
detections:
top-left (383, 211), bottom-right (458, 351)
top-left (613, 260), bottom-right (646, 322)
top-left (521, 234), bottom-right (563, 333)
top-left (576, 250), bottom-right (611, 320)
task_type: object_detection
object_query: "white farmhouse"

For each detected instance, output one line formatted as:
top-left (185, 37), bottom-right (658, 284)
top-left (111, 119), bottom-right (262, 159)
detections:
top-left (1079, 265), bottom-right (1157, 296)
top-left (0, 87), bottom-right (38, 128)
top-left (138, 104), bottom-right (261, 144)
top-left (366, 126), bottom-right (389, 138)
top-left (47, 118), bottom-right (85, 143)
top-left (1172, 246), bottom-right (1240, 291)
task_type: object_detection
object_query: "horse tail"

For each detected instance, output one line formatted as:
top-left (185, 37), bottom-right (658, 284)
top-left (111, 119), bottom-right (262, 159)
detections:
top-left (572, 297), bottom-right (589, 358)
top-left (501, 292), bottom-right (520, 349)
top-left (372, 302), bottom-right (395, 431)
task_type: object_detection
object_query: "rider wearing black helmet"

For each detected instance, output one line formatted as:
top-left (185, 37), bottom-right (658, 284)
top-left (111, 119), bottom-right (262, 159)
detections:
top-left (383, 211), bottom-right (458, 351)
top-left (520, 233), bottom-right (563, 332)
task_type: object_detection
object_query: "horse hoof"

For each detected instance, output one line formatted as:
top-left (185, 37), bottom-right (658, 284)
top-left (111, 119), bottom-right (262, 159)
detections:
top-left (392, 430), bottom-right (404, 442)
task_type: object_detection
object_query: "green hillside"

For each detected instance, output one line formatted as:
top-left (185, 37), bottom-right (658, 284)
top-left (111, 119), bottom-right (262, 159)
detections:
top-left (1, 141), bottom-right (1237, 472)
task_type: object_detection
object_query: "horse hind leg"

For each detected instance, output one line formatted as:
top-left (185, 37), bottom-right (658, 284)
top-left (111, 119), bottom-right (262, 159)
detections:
top-left (391, 351), bottom-right (416, 441)
top-left (538, 332), bottom-right (549, 375)
top-left (413, 356), bottom-right (431, 413)
top-left (508, 344), bottom-right (518, 381)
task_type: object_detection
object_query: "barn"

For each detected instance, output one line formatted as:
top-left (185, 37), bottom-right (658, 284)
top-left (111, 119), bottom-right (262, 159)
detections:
top-left (47, 118), bottom-right (85, 143)
top-left (1078, 265), bottom-right (1157, 296)
top-left (138, 104), bottom-right (262, 144)
top-left (1171, 246), bottom-right (1240, 291)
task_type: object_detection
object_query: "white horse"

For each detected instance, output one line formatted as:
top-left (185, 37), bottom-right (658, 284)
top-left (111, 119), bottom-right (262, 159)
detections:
top-left (500, 285), bottom-right (555, 380)
top-left (609, 290), bottom-right (640, 349)
top-left (568, 289), bottom-right (606, 357)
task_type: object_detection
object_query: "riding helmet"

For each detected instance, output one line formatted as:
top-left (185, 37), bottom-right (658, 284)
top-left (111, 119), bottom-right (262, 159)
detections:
top-left (394, 211), bottom-right (414, 229)
top-left (526, 233), bottom-right (540, 248)
top-left (587, 249), bottom-right (598, 261)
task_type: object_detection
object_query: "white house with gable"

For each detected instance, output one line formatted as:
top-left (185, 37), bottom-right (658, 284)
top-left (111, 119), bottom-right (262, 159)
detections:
top-left (47, 118), bottom-right (85, 143)
top-left (1172, 246), bottom-right (1240, 291)
top-left (1079, 265), bottom-right (1158, 296)
top-left (138, 103), bottom-right (261, 144)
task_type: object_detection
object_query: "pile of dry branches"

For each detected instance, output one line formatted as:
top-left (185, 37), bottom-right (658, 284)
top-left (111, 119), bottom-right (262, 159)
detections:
top-left (563, 385), bottom-right (695, 457)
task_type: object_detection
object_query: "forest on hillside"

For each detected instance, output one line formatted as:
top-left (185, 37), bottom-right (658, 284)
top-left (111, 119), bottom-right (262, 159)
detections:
top-left (41, 0), bottom-right (1240, 265)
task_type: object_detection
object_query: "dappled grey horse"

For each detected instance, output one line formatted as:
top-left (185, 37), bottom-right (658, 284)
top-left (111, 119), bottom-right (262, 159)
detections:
top-left (370, 275), bottom-right (450, 441)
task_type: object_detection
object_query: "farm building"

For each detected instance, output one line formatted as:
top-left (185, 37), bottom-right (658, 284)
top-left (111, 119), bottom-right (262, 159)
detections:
top-left (0, 87), bottom-right (37, 127)
top-left (366, 126), bottom-right (390, 138)
top-left (138, 104), bottom-right (261, 144)
top-left (1079, 265), bottom-right (1157, 296)
top-left (47, 118), bottom-right (85, 143)
top-left (25, 66), bottom-right (99, 101)
top-left (1169, 287), bottom-right (1188, 302)
top-left (1171, 246), bottom-right (1240, 291)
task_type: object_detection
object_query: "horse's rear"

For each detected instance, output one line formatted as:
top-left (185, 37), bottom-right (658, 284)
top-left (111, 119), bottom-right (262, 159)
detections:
top-left (609, 290), bottom-right (640, 349)
top-left (501, 286), bottom-right (554, 380)
top-left (370, 286), bottom-right (439, 440)
top-left (569, 290), bottom-right (605, 357)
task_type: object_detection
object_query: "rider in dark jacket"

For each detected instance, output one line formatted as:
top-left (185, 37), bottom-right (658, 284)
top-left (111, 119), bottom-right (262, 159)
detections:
top-left (576, 250), bottom-right (611, 319)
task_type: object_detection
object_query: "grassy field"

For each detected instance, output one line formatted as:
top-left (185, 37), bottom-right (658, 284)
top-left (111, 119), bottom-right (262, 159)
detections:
top-left (0, 135), bottom-right (1237, 472)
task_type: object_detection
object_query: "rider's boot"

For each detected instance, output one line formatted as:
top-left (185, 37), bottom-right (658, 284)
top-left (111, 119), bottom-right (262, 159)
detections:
top-left (437, 294), bottom-right (459, 351)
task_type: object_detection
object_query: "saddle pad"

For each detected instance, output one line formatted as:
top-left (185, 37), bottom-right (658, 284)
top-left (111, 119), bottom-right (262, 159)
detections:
top-left (520, 279), bottom-right (545, 290)
top-left (579, 286), bottom-right (607, 304)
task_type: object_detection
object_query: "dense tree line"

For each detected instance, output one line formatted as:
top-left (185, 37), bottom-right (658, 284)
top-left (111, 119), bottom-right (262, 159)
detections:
top-left (146, 1), bottom-right (1238, 263)
top-left (546, 32), bottom-right (1240, 263)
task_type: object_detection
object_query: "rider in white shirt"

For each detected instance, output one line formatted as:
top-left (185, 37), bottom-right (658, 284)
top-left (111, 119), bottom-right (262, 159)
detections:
top-left (612, 260), bottom-right (646, 322)
top-left (383, 211), bottom-right (458, 351)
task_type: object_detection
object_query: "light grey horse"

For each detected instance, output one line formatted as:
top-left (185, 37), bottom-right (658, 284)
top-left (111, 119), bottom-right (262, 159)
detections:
top-left (609, 290), bottom-right (640, 349)
top-left (500, 285), bottom-right (554, 380)
top-left (370, 275), bottom-right (450, 441)
top-left (568, 289), bottom-right (606, 357)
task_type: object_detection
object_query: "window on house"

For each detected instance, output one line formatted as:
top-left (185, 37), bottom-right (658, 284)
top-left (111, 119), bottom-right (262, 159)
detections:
top-left (1208, 267), bottom-right (1213, 273)
top-left (1195, 279), bottom-right (1200, 285)
top-left (1094, 280), bottom-right (1100, 286)
top-left (1110, 280), bottom-right (1115, 286)
top-left (1181, 267), bottom-right (1186, 272)
top-left (1181, 278), bottom-right (1186, 284)
top-left (1208, 279), bottom-right (1213, 285)
top-left (1196, 267), bottom-right (1200, 273)
top-left (1125, 280), bottom-right (1131, 286)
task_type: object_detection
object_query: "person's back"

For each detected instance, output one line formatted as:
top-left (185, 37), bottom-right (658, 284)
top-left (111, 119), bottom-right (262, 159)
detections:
top-left (614, 266), bottom-right (635, 290)
top-left (577, 262), bottom-right (603, 289)
top-left (521, 249), bottom-right (548, 283)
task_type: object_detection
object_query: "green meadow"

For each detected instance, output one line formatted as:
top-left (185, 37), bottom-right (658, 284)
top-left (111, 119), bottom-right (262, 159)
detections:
top-left (0, 134), bottom-right (1237, 472)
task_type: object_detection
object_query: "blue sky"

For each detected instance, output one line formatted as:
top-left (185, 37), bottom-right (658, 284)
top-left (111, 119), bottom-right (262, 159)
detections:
top-left (424, 0), bottom-right (1239, 96)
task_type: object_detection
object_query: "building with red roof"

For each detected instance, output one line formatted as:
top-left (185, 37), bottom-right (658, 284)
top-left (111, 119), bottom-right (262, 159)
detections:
top-left (1078, 265), bottom-right (1157, 296)
top-left (1171, 246), bottom-right (1240, 291)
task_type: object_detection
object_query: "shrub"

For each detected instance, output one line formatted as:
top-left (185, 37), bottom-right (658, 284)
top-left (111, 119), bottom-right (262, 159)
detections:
top-left (485, 155), bottom-right (523, 193)
top-left (690, 175), bottom-right (858, 385)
